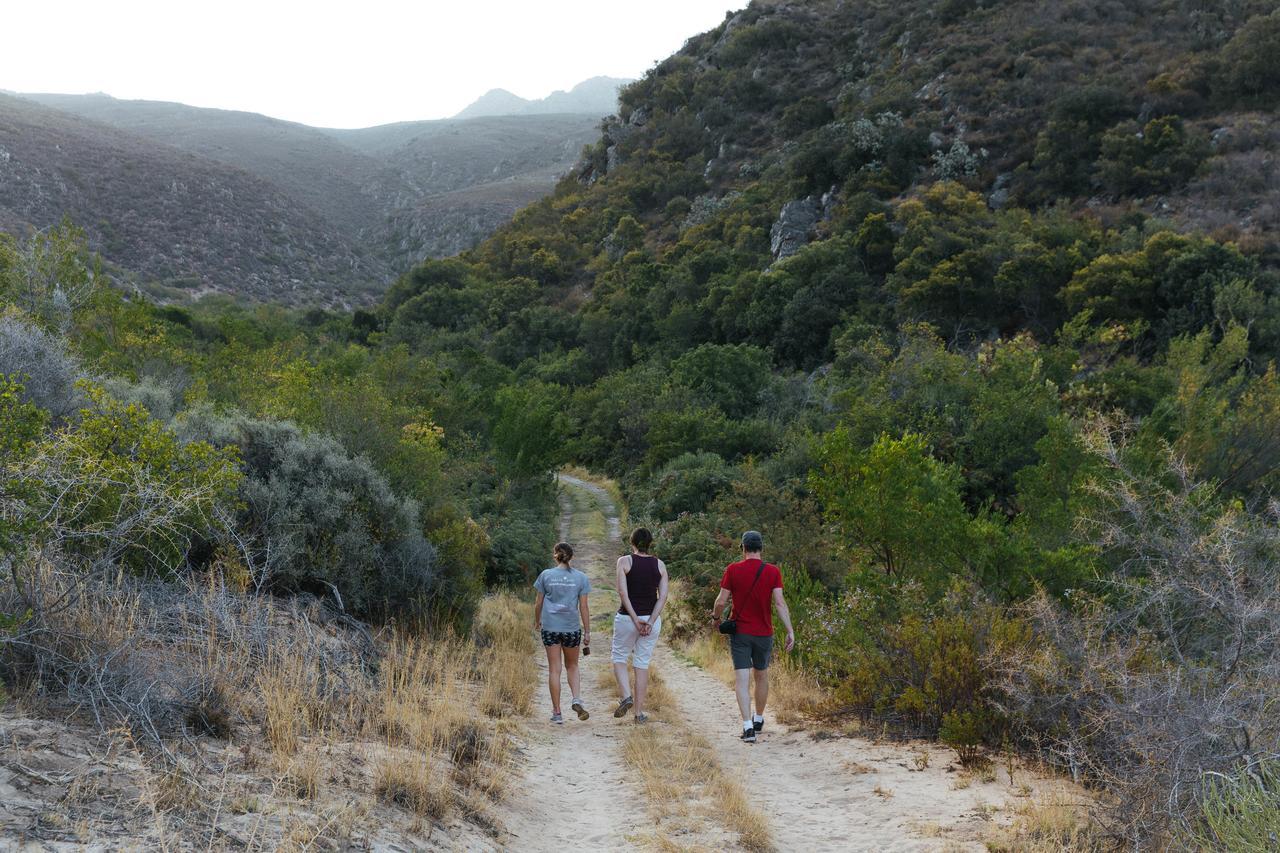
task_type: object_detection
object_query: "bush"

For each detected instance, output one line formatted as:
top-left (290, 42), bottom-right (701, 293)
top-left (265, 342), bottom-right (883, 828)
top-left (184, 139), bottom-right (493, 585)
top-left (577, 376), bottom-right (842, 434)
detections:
top-left (1098, 115), bottom-right (1210, 196)
top-left (642, 452), bottom-right (735, 520)
top-left (798, 576), bottom-right (1023, 738)
top-left (1217, 10), bottom-right (1280, 104)
top-left (669, 343), bottom-right (772, 418)
top-left (812, 431), bottom-right (971, 587)
top-left (0, 312), bottom-right (85, 421)
top-left (180, 412), bottom-right (438, 618)
top-left (9, 386), bottom-right (239, 578)
top-left (993, 427), bottom-right (1280, 842)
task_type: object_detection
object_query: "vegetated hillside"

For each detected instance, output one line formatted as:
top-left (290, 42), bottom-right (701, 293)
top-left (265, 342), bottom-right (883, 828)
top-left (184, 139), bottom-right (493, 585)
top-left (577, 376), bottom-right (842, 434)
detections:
top-left (453, 76), bottom-right (630, 119)
top-left (365, 0), bottom-right (1280, 844)
top-left (8, 88), bottom-right (612, 303)
top-left (0, 93), bottom-right (379, 305)
top-left (355, 115), bottom-right (602, 265)
top-left (24, 93), bottom-right (400, 240)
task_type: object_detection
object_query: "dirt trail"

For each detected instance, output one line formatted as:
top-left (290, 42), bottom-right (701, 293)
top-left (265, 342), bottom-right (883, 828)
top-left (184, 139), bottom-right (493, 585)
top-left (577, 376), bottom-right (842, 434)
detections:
top-left (503, 474), bottom-right (1049, 852)
top-left (500, 475), bottom-right (647, 851)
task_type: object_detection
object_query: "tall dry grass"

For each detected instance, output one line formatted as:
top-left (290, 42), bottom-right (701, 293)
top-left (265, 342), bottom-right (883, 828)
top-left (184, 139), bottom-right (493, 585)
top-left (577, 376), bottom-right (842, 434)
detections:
top-left (0, 562), bottom-right (538, 848)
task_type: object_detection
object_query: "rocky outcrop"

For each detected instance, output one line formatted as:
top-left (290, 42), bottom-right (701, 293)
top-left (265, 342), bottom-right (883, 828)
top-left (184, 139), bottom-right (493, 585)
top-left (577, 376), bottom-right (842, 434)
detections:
top-left (769, 188), bottom-right (838, 260)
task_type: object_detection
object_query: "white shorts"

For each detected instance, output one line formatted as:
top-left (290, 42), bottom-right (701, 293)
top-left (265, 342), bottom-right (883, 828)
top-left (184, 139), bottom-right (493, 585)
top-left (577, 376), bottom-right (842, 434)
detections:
top-left (611, 614), bottom-right (662, 669)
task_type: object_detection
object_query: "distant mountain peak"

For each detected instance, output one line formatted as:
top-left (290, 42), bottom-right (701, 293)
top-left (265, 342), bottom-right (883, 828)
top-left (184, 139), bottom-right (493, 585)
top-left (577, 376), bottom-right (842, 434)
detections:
top-left (453, 76), bottom-right (631, 120)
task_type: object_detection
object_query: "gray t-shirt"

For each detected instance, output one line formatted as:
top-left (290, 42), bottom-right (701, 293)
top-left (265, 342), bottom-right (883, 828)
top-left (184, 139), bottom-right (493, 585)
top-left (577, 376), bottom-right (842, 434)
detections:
top-left (534, 567), bottom-right (592, 632)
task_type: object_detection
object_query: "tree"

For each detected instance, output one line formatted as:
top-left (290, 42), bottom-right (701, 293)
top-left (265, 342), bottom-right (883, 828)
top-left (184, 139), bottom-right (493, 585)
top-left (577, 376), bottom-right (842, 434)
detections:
top-left (491, 382), bottom-right (569, 477)
top-left (1217, 10), bottom-right (1280, 103)
top-left (668, 343), bottom-right (772, 418)
top-left (813, 431), bottom-right (970, 584)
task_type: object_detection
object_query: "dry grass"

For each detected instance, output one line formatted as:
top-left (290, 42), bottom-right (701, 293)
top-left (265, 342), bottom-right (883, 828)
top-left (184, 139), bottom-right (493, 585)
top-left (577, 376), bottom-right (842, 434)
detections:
top-left (0, 565), bottom-right (538, 850)
top-left (683, 633), bottom-right (826, 724)
top-left (373, 753), bottom-right (453, 821)
top-left (984, 789), bottom-right (1105, 852)
top-left (601, 664), bottom-right (774, 852)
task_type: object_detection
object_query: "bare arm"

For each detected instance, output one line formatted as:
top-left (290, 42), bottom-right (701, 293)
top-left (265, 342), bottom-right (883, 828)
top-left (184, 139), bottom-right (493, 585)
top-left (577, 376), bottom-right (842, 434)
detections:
top-left (534, 590), bottom-right (545, 630)
top-left (579, 594), bottom-right (591, 641)
top-left (711, 587), bottom-right (731, 623)
top-left (649, 561), bottom-right (670, 622)
top-left (616, 556), bottom-right (641, 626)
top-left (773, 587), bottom-right (795, 652)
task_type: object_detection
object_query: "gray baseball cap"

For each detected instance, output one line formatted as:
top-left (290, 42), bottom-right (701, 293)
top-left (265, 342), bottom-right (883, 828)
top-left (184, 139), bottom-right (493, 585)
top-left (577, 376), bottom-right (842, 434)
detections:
top-left (741, 530), bottom-right (764, 551)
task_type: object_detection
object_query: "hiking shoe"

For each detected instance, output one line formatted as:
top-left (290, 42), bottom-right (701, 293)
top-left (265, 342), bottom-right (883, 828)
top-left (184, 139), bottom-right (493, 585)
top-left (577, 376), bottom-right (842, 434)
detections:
top-left (572, 700), bottom-right (590, 721)
top-left (550, 713), bottom-right (564, 725)
top-left (740, 727), bottom-right (757, 743)
top-left (613, 696), bottom-right (634, 718)
top-left (753, 718), bottom-right (764, 733)
top-left (635, 713), bottom-right (649, 725)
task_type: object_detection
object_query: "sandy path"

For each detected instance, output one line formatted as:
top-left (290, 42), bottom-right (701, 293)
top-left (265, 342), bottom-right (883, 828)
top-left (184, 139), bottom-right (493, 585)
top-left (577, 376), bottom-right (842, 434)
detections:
top-left (656, 651), bottom-right (1020, 851)
top-left (499, 475), bottom-right (646, 851)
top-left (504, 474), bottom-right (1042, 852)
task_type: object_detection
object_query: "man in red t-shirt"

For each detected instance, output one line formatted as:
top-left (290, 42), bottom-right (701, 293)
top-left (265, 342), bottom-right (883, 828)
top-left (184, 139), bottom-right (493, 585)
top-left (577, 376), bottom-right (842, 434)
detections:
top-left (711, 530), bottom-right (796, 743)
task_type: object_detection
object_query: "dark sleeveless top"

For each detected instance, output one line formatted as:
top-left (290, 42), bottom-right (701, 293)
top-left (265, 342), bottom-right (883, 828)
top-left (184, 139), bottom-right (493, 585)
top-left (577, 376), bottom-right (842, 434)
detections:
top-left (619, 554), bottom-right (661, 616)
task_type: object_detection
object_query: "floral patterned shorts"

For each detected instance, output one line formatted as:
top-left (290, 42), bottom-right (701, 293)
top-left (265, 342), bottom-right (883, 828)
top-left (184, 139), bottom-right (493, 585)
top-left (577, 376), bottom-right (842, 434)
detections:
top-left (541, 630), bottom-right (582, 648)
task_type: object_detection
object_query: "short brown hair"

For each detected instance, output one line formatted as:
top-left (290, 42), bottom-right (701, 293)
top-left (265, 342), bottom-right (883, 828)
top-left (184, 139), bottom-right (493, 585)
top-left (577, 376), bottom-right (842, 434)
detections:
top-left (630, 527), bottom-right (653, 552)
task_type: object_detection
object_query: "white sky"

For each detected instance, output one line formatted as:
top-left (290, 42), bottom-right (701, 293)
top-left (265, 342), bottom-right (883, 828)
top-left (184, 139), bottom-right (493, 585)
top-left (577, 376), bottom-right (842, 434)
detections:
top-left (0, 0), bottom-right (744, 128)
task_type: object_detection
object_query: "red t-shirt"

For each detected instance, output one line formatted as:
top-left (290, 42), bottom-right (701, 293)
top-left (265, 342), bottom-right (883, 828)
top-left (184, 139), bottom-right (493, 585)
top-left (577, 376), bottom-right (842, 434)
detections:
top-left (720, 559), bottom-right (782, 637)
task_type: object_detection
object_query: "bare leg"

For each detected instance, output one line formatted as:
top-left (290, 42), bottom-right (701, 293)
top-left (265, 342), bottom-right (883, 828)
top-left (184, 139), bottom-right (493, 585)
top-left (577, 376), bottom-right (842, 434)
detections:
top-left (753, 669), bottom-right (769, 717)
top-left (734, 668), bottom-right (753, 724)
top-left (634, 667), bottom-right (650, 715)
top-left (564, 645), bottom-right (582, 700)
top-left (612, 662), bottom-right (632, 700)
top-left (545, 644), bottom-right (563, 714)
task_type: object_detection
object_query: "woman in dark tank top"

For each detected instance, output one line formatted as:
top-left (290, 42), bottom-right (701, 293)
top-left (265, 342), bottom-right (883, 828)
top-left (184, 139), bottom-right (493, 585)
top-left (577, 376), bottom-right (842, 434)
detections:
top-left (610, 527), bottom-right (669, 723)
top-left (619, 553), bottom-right (661, 617)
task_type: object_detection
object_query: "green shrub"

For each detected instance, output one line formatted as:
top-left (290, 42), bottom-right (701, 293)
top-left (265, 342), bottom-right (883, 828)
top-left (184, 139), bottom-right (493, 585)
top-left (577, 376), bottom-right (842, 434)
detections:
top-left (799, 577), bottom-right (1023, 737)
top-left (1098, 115), bottom-right (1210, 196)
top-left (1216, 10), bottom-right (1280, 103)
top-left (812, 431), bottom-right (971, 587)
top-left (669, 343), bottom-right (772, 418)
top-left (12, 385), bottom-right (239, 578)
top-left (180, 413), bottom-right (438, 618)
top-left (642, 452), bottom-right (735, 520)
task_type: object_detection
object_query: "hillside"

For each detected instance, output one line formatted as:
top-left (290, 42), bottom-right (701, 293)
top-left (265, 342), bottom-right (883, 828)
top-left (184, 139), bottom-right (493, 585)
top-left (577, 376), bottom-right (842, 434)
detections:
top-left (0, 93), bottom-right (379, 304)
top-left (6, 89), bottom-right (610, 303)
top-left (24, 93), bottom-right (398, 241)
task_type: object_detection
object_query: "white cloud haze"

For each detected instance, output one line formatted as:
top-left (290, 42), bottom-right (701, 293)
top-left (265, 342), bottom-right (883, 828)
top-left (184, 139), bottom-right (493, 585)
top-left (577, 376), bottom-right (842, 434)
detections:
top-left (1, 0), bottom-right (744, 127)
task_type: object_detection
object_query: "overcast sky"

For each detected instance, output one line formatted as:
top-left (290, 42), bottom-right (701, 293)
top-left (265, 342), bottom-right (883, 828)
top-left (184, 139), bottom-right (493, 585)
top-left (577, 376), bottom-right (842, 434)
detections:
top-left (1, 0), bottom-right (743, 128)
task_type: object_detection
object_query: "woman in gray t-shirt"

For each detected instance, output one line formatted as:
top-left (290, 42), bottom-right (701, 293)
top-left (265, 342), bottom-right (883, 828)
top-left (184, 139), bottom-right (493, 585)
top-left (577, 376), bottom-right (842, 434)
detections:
top-left (533, 542), bottom-right (592, 724)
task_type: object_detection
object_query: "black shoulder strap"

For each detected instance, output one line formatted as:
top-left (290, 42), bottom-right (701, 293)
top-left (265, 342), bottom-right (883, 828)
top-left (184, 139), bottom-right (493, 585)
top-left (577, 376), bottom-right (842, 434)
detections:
top-left (731, 560), bottom-right (767, 620)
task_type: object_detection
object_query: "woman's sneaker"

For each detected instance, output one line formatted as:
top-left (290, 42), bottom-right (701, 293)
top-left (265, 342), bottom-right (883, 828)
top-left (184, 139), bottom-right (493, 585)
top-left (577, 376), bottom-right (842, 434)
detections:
top-left (753, 717), bottom-right (764, 733)
top-left (550, 713), bottom-right (564, 725)
top-left (740, 727), bottom-right (757, 743)
top-left (572, 700), bottom-right (590, 721)
top-left (635, 713), bottom-right (649, 724)
top-left (613, 696), bottom-right (634, 718)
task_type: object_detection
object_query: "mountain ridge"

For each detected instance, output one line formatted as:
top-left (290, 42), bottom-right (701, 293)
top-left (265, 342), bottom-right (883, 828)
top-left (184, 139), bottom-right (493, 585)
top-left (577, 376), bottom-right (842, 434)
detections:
top-left (453, 75), bottom-right (631, 119)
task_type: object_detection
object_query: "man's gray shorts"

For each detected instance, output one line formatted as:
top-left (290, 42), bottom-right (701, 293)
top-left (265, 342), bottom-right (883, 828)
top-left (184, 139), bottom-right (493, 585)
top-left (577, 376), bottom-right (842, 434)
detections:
top-left (730, 633), bottom-right (774, 671)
